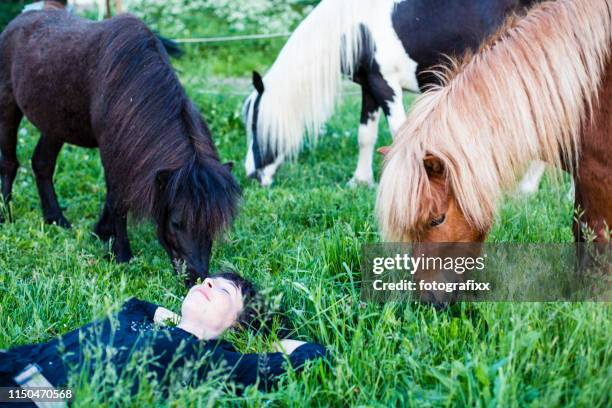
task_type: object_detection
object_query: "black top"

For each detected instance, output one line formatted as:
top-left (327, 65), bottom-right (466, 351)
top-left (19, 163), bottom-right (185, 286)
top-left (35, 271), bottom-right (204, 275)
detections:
top-left (0, 298), bottom-right (326, 392)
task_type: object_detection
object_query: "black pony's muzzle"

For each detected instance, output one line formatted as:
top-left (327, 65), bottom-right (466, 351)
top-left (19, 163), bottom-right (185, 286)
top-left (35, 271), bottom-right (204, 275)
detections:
top-left (172, 258), bottom-right (208, 286)
top-left (185, 266), bottom-right (208, 286)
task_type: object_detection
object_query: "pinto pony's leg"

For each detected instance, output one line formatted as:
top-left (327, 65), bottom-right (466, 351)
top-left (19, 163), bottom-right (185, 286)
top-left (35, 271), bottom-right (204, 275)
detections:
top-left (366, 72), bottom-right (406, 136)
top-left (386, 87), bottom-right (406, 136)
top-left (347, 73), bottom-right (405, 187)
top-left (0, 100), bottom-right (22, 223)
top-left (32, 135), bottom-right (71, 228)
top-left (380, 81), bottom-right (406, 136)
top-left (348, 87), bottom-right (380, 187)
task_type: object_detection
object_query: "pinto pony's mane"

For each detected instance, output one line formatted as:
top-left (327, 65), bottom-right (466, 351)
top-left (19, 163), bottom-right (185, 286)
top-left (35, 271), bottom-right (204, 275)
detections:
top-left (99, 16), bottom-right (239, 234)
top-left (377, 0), bottom-right (612, 241)
top-left (245, 0), bottom-right (382, 158)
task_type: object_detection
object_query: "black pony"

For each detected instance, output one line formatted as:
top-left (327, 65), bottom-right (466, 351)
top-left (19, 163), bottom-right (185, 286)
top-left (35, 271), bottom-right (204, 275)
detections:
top-left (0, 9), bottom-right (239, 285)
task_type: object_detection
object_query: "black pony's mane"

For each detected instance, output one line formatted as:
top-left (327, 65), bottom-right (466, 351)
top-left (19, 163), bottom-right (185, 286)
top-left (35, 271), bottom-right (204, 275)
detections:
top-left (98, 15), bottom-right (239, 235)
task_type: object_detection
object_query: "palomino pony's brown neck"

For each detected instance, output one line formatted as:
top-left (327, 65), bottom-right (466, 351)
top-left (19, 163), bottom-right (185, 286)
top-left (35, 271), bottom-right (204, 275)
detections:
top-left (573, 55), bottom-right (612, 243)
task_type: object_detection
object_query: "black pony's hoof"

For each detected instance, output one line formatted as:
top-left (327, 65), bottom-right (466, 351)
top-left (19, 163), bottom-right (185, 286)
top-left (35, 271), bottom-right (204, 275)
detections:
top-left (46, 215), bottom-right (71, 229)
top-left (115, 253), bottom-right (133, 264)
top-left (112, 247), bottom-right (133, 264)
top-left (104, 250), bottom-right (133, 264)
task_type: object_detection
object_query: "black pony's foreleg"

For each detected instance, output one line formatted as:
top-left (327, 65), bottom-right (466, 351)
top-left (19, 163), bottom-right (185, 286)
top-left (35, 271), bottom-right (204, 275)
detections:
top-left (110, 208), bottom-right (133, 263)
top-left (97, 190), bottom-right (133, 263)
top-left (0, 100), bottom-right (22, 223)
top-left (32, 135), bottom-right (71, 228)
top-left (94, 197), bottom-right (114, 241)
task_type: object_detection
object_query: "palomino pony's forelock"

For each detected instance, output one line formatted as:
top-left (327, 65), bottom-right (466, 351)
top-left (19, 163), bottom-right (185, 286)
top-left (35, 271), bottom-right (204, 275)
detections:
top-left (377, 0), bottom-right (612, 241)
top-left (246, 0), bottom-right (382, 159)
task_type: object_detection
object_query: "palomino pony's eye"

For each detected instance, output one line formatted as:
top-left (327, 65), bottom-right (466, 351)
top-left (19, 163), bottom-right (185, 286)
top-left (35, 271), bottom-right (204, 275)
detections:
top-left (430, 214), bottom-right (446, 227)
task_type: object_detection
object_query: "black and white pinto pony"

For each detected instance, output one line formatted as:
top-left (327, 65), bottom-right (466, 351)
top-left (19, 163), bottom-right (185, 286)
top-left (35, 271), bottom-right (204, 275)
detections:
top-left (243, 0), bottom-right (544, 190)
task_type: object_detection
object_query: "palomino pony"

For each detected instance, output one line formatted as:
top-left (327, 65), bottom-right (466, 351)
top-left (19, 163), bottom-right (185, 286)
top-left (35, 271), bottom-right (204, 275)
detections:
top-left (0, 9), bottom-right (239, 285)
top-left (243, 0), bottom-right (540, 187)
top-left (377, 0), bottom-right (611, 245)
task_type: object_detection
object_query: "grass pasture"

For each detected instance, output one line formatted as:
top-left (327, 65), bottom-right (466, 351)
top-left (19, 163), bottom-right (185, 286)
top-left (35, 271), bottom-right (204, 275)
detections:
top-left (0, 6), bottom-right (611, 407)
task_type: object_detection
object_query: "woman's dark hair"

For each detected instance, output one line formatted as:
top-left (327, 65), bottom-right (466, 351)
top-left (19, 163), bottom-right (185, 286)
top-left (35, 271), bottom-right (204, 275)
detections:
top-left (212, 270), bottom-right (290, 336)
top-left (212, 270), bottom-right (260, 329)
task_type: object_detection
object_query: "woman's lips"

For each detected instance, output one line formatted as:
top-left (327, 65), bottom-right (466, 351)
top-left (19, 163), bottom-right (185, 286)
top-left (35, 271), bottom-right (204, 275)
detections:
top-left (196, 287), bottom-right (210, 301)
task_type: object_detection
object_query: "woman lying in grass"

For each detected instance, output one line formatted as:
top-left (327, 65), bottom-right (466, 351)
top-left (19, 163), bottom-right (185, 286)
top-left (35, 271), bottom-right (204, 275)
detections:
top-left (0, 272), bottom-right (326, 399)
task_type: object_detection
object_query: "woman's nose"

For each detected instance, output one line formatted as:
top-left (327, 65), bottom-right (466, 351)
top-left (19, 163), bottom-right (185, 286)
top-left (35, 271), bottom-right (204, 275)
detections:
top-left (204, 278), bottom-right (214, 289)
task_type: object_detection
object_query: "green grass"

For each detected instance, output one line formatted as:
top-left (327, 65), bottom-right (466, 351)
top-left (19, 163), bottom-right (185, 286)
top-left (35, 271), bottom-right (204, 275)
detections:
top-left (0, 1), bottom-right (26, 33)
top-left (1, 10), bottom-right (611, 408)
top-left (134, 5), bottom-right (289, 77)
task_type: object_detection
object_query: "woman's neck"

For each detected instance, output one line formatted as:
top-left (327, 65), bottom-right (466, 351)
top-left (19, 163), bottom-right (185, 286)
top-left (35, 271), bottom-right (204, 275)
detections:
top-left (177, 318), bottom-right (217, 340)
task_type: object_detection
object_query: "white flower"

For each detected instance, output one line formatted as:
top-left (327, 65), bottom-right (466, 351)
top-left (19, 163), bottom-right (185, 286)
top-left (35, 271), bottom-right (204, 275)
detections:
top-left (128, 0), bottom-right (315, 35)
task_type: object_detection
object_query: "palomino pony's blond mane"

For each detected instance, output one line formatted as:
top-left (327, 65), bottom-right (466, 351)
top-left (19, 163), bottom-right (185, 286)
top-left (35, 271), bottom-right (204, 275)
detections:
top-left (377, 0), bottom-right (612, 241)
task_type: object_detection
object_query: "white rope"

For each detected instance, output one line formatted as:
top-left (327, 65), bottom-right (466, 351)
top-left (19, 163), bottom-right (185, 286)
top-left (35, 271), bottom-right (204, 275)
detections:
top-left (196, 90), bottom-right (251, 96)
top-left (173, 32), bottom-right (291, 44)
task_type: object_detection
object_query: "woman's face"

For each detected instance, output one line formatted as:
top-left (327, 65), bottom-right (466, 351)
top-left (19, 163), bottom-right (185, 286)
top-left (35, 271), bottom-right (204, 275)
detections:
top-left (181, 277), bottom-right (244, 338)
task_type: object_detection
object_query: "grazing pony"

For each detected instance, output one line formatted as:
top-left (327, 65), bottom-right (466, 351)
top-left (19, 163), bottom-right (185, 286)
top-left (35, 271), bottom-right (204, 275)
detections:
top-left (0, 10), bottom-right (239, 285)
top-left (243, 0), bottom-right (541, 187)
top-left (376, 0), bottom-right (612, 245)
